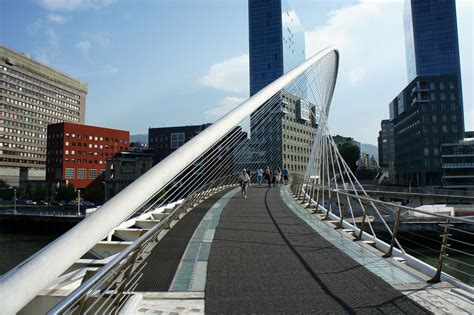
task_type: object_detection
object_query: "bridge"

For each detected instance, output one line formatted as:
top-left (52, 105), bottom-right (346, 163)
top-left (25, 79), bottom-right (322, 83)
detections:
top-left (0, 48), bottom-right (472, 314)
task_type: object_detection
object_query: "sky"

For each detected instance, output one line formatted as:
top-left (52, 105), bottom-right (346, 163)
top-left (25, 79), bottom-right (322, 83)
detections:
top-left (0, 0), bottom-right (472, 145)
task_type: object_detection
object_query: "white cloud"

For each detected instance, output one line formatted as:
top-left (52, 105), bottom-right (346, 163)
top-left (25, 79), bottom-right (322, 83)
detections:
top-left (305, 0), bottom-right (472, 143)
top-left (37, 0), bottom-right (116, 11)
top-left (75, 40), bottom-right (91, 57)
top-left (36, 28), bottom-right (60, 65)
top-left (204, 96), bottom-right (246, 120)
top-left (347, 66), bottom-right (366, 83)
top-left (47, 14), bottom-right (68, 24)
top-left (200, 54), bottom-right (249, 94)
top-left (26, 19), bottom-right (43, 34)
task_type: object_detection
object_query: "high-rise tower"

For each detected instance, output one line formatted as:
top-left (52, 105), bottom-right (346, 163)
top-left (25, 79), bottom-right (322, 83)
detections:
top-left (248, 0), bottom-right (305, 96)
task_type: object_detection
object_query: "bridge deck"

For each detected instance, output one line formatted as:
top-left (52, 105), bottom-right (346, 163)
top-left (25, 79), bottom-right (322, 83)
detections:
top-left (205, 186), bottom-right (429, 313)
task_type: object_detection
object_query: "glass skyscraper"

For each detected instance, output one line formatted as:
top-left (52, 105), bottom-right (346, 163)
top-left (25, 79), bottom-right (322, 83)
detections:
top-left (404, 0), bottom-right (462, 81)
top-left (248, 0), bottom-right (305, 96)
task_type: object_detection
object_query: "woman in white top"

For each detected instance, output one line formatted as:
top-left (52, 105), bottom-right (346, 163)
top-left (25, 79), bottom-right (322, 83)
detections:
top-left (239, 169), bottom-right (250, 198)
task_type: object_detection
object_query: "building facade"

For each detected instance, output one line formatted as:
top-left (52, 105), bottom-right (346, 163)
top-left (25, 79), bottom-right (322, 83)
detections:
top-left (148, 123), bottom-right (211, 164)
top-left (382, 0), bottom-right (465, 187)
top-left (237, 91), bottom-right (316, 175)
top-left (0, 45), bottom-right (87, 186)
top-left (105, 149), bottom-right (154, 197)
top-left (46, 122), bottom-right (129, 188)
top-left (441, 132), bottom-right (474, 190)
top-left (248, 0), bottom-right (305, 96)
top-left (390, 75), bottom-right (463, 186)
top-left (378, 120), bottom-right (394, 168)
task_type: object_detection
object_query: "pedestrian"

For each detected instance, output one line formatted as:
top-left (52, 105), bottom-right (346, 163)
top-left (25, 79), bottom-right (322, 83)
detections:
top-left (257, 167), bottom-right (264, 185)
top-left (282, 167), bottom-right (289, 185)
top-left (239, 169), bottom-right (250, 198)
top-left (264, 166), bottom-right (272, 188)
top-left (275, 168), bottom-right (282, 187)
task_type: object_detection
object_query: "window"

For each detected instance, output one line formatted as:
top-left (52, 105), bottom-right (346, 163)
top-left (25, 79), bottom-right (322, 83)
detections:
top-left (65, 168), bottom-right (74, 179)
top-left (89, 169), bottom-right (98, 179)
top-left (78, 169), bottom-right (86, 179)
top-left (171, 133), bottom-right (185, 149)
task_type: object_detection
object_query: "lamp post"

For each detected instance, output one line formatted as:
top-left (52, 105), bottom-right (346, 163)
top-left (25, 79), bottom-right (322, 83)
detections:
top-left (77, 189), bottom-right (81, 216)
top-left (13, 188), bottom-right (16, 215)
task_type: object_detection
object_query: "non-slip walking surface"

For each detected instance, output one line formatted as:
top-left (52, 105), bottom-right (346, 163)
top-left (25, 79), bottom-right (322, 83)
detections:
top-left (134, 190), bottom-right (229, 292)
top-left (206, 186), bottom-right (430, 314)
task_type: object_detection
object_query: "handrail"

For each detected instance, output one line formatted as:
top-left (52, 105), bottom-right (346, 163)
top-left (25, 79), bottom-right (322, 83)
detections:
top-left (48, 176), bottom-right (236, 314)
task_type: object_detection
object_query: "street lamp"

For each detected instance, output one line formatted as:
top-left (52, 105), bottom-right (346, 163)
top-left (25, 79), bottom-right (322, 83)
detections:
top-left (77, 189), bottom-right (81, 216)
top-left (13, 188), bottom-right (16, 215)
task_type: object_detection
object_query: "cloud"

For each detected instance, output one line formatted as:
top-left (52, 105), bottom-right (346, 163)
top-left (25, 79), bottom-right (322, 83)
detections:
top-left (204, 96), bottom-right (246, 120)
top-left (304, 0), bottom-right (472, 143)
top-left (47, 14), bottom-right (68, 24)
top-left (200, 54), bottom-right (249, 94)
top-left (36, 0), bottom-right (116, 11)
top-left (26, 19), bottom-right (43, 35)
top-left (347, 66), bottom-right (366, 83)
top-left (75, 40), bottom-right (91, 57)
top-left (305, 0), bottom-right (407, 144)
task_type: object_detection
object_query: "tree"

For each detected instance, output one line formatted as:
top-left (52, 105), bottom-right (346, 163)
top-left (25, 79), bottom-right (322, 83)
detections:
top-left (338, 141), bottom-right (360, 174)
top-left (83, 185), bottom-right (105, 205)
top-left (30, 184), bottom-right (47, 202)
top-left (55, 183), bottom-right (76, 202)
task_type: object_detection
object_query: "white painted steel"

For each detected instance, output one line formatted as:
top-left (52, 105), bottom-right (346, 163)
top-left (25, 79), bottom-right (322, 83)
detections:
top-left (0, 47), bottom-right (339, 314)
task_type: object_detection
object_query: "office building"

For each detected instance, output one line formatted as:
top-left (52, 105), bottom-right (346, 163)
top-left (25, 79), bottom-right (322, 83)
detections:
top-left (46, 122), bottom-right (129, 188)
top-left (378, 120), bottom-right (394, 168)
top-left (441, 132), bottom-right (474, 190)
top-left (148, 123), bottom-right (211, 164)
top-left (237, 90), bottom-right (316, 175)
top-left (384, 0), bottom-right (464, 186)
top-left (248, 0), bottom-right (305, 96)
top-left (0, 45), bottom-right (87, 186)
top-left (105, 149), bottom-right (154, 197)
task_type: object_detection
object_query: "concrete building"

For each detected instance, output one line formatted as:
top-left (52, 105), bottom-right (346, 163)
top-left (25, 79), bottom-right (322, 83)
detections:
top-left (148, 123), bottom-right (211, 164)
top-left (377, 120), bottom-right (394, 168)
top-left (105, 149), bottom-right (154, 197)
top-left (248, 0), bottom-right (306, 96)
top-left (237, 91), bottom-right (316, 175)
top-left (384, 0), bottom-right (464, 187)
top-left (441, 132), bottom-right (474, 190)
top-left (46, 122), bottom-right (129, 189)
top-left (0, 45), bottom-right (87, 186)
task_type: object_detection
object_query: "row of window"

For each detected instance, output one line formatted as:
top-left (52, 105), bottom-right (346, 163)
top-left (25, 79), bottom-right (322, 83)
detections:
top-left (64, 168), bottom-right (104, 179)
top-left (1, 65), bottom-right (81, 102)
top-left (1, 81), bottom-right (80, 115)
top-left (1, 94), bottom-right (79, 122)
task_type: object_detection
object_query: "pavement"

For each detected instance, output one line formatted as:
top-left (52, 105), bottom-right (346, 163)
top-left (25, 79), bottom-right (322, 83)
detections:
top-left (205, 185), bottom-right (430, 314)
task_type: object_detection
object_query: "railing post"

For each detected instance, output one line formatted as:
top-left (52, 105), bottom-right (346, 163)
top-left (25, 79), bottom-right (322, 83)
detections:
top-left (335, 196), bottom-right (348, 229)
top-left (354, 200), bottom-right (369, 241)
top-left (322, 193), bottom-right (333, 221)
top-left (382, 207), bottom-right (401, 258)
top-left (428, 219), bottom-right (451, 283)
top-left (312, 187), bottom-right (321, 214)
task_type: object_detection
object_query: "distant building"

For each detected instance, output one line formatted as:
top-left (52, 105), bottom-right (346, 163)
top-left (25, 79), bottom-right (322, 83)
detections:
top-left (46, 122), bottom-right (129, 189)
top-left (377, 120), bottom-right (394, 168)
top-left (384, 0), bottom-right (464, 187)
top-left (248, 0), bottom-right (306, 96)
top-left (237, 91), bottom-right (316, 175)
top-left (0, 45), bottom-right (87, 186)
top-left (332, 135), bottom-right (361, 148)
top-left (105, 149), bottom-right (154, 197)
top-left (441, 132), bottom-right (474, 190)
top-left (148, 123), bottom-right (211, 164)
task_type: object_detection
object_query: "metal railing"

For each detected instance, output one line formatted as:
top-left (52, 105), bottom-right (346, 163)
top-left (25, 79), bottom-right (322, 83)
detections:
top-left (290, 174), bottom-right (474, 290)
top-left (48, 175), bottom-right (238, 314)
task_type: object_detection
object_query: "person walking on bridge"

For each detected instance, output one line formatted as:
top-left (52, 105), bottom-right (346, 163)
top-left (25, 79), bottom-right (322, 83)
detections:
top-left (264, 166), bottom-right (272, 188)
top-left (239, 169), bottom-right (250, 198)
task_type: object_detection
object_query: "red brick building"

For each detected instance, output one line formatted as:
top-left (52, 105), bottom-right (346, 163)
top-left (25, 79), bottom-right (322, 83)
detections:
top-left (46, 122), bottom-right (129, 188)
